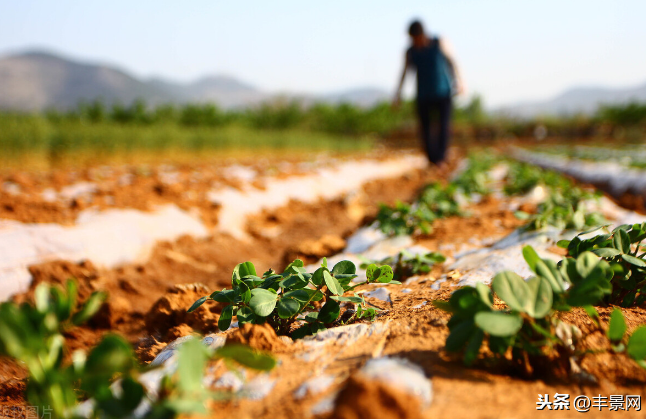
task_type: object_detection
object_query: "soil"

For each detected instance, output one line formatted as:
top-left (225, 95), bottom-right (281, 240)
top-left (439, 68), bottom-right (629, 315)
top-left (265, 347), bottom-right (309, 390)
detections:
top-left (0, 151), bottom-right (417, 227)
top-left (330, 375), bottom-right (426, 419)
top-left (1, 147), bottom-right (645, 418)
top-left (226, 323), bottom-right (289, 353)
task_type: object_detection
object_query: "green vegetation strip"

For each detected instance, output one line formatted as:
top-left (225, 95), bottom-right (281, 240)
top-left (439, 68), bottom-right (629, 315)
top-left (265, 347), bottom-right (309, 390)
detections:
top-left (375, 156), bottom-right (605, 237)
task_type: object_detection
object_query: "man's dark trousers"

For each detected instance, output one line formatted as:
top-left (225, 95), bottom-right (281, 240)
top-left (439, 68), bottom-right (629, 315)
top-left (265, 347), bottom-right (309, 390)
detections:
top-left (416, 96), bottom-right (452, 164)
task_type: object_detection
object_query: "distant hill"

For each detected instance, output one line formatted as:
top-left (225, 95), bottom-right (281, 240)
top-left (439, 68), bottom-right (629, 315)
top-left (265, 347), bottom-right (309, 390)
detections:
top-left (320, 87), bottom-right (390, 108)
top-left (147, 75), bottom-right (268, 109)
top-left (0, 50), bottom-right (388, 111)
top-left (0, 51), bottom-right (174, 110)
top-left (497, 82), bottom-right (646, 118)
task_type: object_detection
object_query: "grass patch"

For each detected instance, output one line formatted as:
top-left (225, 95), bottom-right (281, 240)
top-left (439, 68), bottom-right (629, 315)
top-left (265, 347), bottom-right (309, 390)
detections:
top-left (0, 114), bottom-right (374, 169)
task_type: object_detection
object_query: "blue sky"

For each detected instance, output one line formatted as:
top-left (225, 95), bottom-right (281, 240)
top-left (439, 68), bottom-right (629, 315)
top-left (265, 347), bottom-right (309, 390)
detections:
top-left (1, 0), bottom-right (645, 107)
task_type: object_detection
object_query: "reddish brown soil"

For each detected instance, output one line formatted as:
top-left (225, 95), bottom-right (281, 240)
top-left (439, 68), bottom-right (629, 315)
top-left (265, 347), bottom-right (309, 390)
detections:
top-left (331, 375), bottom-right (426, 419)
top-left (226, 323), bottom-right (289, 353)
top-left (0, 151), bottom-right (418, 226)
top-left (415, 194), bottom-right (527, 254)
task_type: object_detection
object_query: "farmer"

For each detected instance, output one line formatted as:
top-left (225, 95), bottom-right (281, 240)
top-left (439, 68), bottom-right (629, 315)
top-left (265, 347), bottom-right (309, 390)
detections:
top-left (393, 20), bottom-right (465, 166)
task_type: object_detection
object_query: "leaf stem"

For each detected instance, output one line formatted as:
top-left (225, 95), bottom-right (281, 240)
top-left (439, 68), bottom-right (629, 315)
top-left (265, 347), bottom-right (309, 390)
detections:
top-left (293, 284), bottom-right (324, 319)
top-left (345, 280), bottom-right (372, 293)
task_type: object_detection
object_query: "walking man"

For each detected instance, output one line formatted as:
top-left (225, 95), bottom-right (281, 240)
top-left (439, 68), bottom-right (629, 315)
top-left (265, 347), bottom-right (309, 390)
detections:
top-left (393, 20), bottom-right (465, 166)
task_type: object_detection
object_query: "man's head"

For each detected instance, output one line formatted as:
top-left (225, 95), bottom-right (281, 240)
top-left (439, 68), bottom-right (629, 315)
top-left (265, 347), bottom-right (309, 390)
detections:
top-left (408, 20), bottom-right (427, 47)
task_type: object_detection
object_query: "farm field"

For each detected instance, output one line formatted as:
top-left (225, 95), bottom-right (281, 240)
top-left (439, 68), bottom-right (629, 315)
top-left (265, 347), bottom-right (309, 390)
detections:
top-left (1, 142), bottom-right (646, 419)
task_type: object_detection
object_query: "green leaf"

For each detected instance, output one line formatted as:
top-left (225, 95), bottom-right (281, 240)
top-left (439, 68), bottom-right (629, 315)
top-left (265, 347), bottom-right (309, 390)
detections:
top-left (303, 288), bottom-right (324, 302)
top-left (432, 300), bottom-right (454, 312)
top-left (65, 279), bottom-right (78, 314)
top-left (236, 306), bottom-right (255, 325)
top-left (592, 248), bottom-right (621, 258)
top-left (449, 287), bottom-right (488, 315)
top-left (72, 291), bottom-right (107, 325)
top-left (576, 252), bottom-right (600, 278)
top-left (567, 236), bottom-right (582, 257)
top-left (311, 268), bottom-right (324, 286)
top-left (187, 296), bottom-right (208, 313)
top-left (583, 305), bottom-right (600, 326)
top-left (283, 259), bottom-right (304, 275)
top-left (365, 264), bottom-right (378, 282)
top-left (215, 344), bottom-right (276, 371)
top-left (474, 312), bottom-right (523, 337)
top-left (566, 271), bottom-right (611, 306)
top-left (526, 276), bottom-right (553, 318)
top-left (445, 319), bottom-right (475, 352)
top-left (535, 259), bottom-right (564, 293)
top-left (119, 377), bottom-right (146, 412)
top-left (375, 265), bottom-right (394, 283)
top-left (177, 338), bottom-right (208, 394)
top-left (627, 327), bottom-right (646, 361)
top-left (218, 305), bottom-right (235, 331)
top-left (331, 260), bottom-right (356, 276)
top-left (522, 246), bottom-right (541, 273)
top-left (321, 257), bottom-right (328, 268)
top-left (559, 258), bottom-right (579, 284)
top-left (621, 254), bottom-right (646, 267)
top-left (242, 275), bottom-right (264, 288)
top-left (318, 299), bottom-right (341, 323)
top-left (303, 312), bottom-right (319, 322)
top-left (475, 282), bottom-right (493, 307)
top-left (488, 336), bottom-right (513, 355)
top-left (249, 289), bottom-right (278, 317)
top-left (283, 289), bottom-right (310, 303)
top-left (212, 289), bottom-right (236, 303)
top-left (463, 329), bottom-right (484, 366)
top-left (34, 283), bottom-right (50, 313)
top-left (277, 297), bottom-right (300, 319)
top-left (556, 239), bottom-right (570, 249)
top-left (330, 296), bottom-right (363, 303)
top-left (492, 271), bottom-right (530, 313)
top-left (579, 224), bottom-right (610, 236)
top-left (613, 229), bottom-right (631, 254)
top-left (83, 334), bottom-right (134, 379)
top-left (279, 274), bottom-right (308, 290)
top-left (237, 281), bottom-right (251, 304)
top-left (233, 262), bottom-right (257, 283)
top-left (607, 309), bottom-right (627, 342)
top-left (323, 270), bottom-right (344, 296)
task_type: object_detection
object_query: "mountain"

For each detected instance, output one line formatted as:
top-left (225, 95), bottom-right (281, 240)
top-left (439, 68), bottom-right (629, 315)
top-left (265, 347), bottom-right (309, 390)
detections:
top-left (497, 82), bottom-right (646, 118)
top-left (0, 50), bottom-right (388, 111)
top-left (320, 87), bottom-right (390, 107)
top-left (0, 51), bottom-right (175, 110)
top-left (148, 76), bottom-right (268, 109)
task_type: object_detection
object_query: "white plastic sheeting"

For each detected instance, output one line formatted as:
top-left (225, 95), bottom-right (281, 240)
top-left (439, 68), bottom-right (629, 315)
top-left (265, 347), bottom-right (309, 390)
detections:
top-left (210, 155), bottom-right (427, 239)
top-left (0, 205), bottom-right (209, 301)
top-left (450, 198), bottom-right (646, 286)
top-left (513, 148), bottom-right (646, 197)
top-left (0, 155), bottom-right (427, 301)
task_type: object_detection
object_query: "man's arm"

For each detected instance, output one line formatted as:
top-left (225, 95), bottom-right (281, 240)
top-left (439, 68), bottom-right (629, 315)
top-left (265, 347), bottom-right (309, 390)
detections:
top-left (439, 38), bottom-right (465, 96)
top-left (392, 51), bottom-right (410, 108)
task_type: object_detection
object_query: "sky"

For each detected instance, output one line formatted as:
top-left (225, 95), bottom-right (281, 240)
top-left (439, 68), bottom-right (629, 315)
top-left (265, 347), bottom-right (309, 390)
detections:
top-left (1, 0), bottom-right (645, 108)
